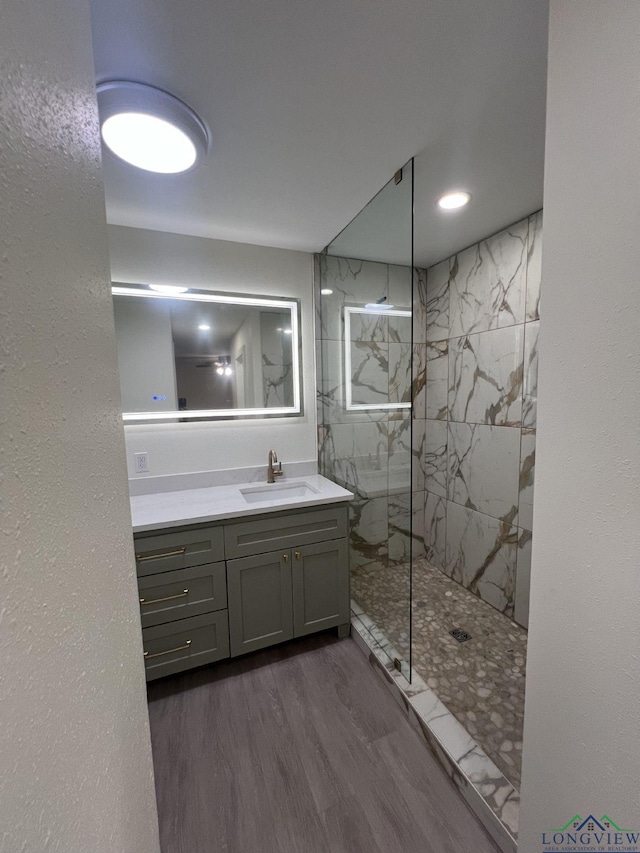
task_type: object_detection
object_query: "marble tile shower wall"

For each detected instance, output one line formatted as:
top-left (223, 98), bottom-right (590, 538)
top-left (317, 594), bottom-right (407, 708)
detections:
top-left (419, 212), bottom-right (542, 627)
top-left (314, 255), bottom-right (422, 578)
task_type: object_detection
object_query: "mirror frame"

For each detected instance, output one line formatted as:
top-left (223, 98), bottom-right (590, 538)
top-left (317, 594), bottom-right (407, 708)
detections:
top-left (112, 283), bottom-right (302, 422)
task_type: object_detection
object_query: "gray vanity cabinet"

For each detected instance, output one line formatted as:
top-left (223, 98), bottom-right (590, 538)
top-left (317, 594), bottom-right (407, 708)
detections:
top-left (134, 503), bottom-right (350, 680)
top-left (226, 537), bottom-right (349, 657)
top-left (227, 551), bottom-right (294, 657)
top-left (292, 539), bottom-right (349, 637)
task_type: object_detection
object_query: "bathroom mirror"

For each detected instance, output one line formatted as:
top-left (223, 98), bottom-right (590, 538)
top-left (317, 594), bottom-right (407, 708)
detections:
top-left (112, 284), bottom-right (302, 422)
top-left (344, 305), bottom-right (412, 411)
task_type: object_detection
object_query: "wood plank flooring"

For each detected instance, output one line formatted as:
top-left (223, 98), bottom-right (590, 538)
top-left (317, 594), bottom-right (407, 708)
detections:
top-left (147, 633), bottom-right (500, 853)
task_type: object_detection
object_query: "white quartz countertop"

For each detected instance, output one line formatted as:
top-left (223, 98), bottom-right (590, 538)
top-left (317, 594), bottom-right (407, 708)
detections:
top-left (130, 474), bottom-right (354, 533)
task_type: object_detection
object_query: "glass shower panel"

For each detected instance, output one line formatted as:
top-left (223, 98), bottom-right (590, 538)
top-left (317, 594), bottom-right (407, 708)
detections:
top-left (316, 160), bottom-right (415, 679)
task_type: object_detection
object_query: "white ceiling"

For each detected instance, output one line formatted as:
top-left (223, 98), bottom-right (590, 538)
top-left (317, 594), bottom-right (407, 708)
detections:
top-left (90, 0), bottom-right (548, 268)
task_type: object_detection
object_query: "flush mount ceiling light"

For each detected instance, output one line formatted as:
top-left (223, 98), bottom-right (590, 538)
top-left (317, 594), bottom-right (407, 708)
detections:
top-left (437, 191), bottom-right (471, 210)
top-left (96, 81), bottom-right (208, 174)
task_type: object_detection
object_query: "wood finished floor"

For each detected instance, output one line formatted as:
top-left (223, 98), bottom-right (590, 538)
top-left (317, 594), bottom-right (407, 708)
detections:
top-left (147, 633), bottom-right (500, 853)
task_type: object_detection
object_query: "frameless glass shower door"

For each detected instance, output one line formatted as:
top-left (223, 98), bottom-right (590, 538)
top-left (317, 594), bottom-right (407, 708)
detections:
top-left (315, 160), bottom-right (417, 678)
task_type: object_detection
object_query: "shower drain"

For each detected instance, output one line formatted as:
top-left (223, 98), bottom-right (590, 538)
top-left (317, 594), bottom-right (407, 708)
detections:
top-left (450, 628), bottom-right (472, 643)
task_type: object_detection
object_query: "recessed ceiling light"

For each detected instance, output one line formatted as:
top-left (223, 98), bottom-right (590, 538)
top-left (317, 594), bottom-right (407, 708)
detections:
top-left (283, 329), bottom-right (293, 335)
top-left (437, 191), bottom-right (471, 210)
top-left (224, 367), bottom-right (233, 376)
top-left (96, 81), bottom-right (208, 174)
top-left (321, 288), bottom-right (333, 296)
top-left (148, 284), bottom-right (189, 295)
top-left (198, 324), bottom-right (211, 331)
top-left (216, 367), bottom-right (224, 375)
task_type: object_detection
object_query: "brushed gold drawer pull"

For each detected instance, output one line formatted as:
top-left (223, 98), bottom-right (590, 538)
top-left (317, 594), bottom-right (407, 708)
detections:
top-left (294, 551), bottom-right (301, 560)
top-left (136, 546), bottom-right (187, 562)
top-left (144, 640), bottom-right (192, 660)
top-left (283, 553), bottom-right (289, 563)
top-left (139, 589), bottom-right (189, 607)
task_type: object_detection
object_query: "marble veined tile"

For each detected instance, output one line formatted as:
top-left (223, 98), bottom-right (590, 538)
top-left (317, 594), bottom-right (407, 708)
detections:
top-left (448, 326), bottom-right (524, 426)
top-left (522, 321), bottom-right (539, 429)
top-left (388, 491), bottom-right (426, 564)
top-left (349, 496), bottom-right (388, 569)
top-left (320, 342), bottom-right (389, 425)
top-left (263, 364), bottom-right (293, 407)
top-left (388, 264), bottom-right (413, 343)
top-left (413, 267), bottom-right (428, 345)
top-left (412, 343), bottom-right (427, 420)
top-left (447, 422), bottom-right (520, 524)
top-left (349, 341), bottom-right (388, 407)
top-left (526, 211), bottom-right (542, 322)
top-left (426, 341), bottom-right (448, 420)
top-left (317, 254), bottom-right (388, 340)
top-left (445, 501), bottom-right (517, 616)
top-left (514, 529), bottom-right (532, 628)
top-left (518, 430), bottom-right (535, 532)
top-left (350, 311), bottom-right (388, 343)
top-left (389, 342), bottom-right (412, 407)
top-left (449, 218), bottom-right (528, 338)
top-left (322, 421), bottom-right (389, 497)
top-left (426, 258), bottom-right (450, 342)
top-left (425, 491), bottom-right (447, 569)
top-left (410, 418), bottom-right (426, 493)
top-left (425, 419), bottom-right (448, 498)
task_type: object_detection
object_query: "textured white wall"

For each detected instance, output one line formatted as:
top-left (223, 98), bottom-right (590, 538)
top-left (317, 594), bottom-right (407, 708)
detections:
top-left (519, 3), bottom-right (640, 849)
top-left (108, 225), bottom-right (317, 477)
top-left (0, 2), bottom-right (160, 851)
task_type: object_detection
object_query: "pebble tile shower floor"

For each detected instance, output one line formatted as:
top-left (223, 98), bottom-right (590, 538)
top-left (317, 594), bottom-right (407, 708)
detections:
top-left (351, 558), bottom-right (527, 790)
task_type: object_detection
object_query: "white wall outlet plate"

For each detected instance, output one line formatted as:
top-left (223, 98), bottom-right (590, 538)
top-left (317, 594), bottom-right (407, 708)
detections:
top-left (134, 452), bottom-right (149, 473)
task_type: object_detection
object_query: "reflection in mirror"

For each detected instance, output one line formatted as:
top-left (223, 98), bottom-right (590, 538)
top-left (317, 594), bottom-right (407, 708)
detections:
top-left (344, 306), bottom-right (412, 411)
top-left (112, 285), bottom-right (301, 421)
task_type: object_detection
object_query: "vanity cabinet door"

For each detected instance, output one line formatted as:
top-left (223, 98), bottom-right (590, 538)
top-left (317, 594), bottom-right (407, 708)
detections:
top-left (292, 539), bottom-right (349, 637)
top-left (227, 551), bottom-right (293, 657)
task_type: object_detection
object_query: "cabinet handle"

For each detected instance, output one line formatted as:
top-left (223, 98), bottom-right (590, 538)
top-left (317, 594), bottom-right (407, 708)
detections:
top-left (144, 640), bottom-right (192, 660)
top-left (295, 551), bottom-right (301, 560)
top-left (136, 547), bottom-right (186, 562)
top-left (283, 553), bottom-right (289, 562)
top-left (139, 589), bottom-right (189, 607)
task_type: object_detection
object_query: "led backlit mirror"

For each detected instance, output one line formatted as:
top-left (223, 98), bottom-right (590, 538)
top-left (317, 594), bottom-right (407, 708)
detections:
top-left (344, 305), bottom-right (412, 411)
top-left (112, 284), bottom-right (302, 422)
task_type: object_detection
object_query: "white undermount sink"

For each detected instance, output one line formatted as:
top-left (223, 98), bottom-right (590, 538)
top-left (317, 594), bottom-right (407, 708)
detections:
top-left (239, 480), bottom-right (319, 504)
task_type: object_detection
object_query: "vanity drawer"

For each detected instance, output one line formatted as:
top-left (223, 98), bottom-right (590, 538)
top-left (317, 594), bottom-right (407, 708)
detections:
top-left (142, 611), bottom-right (230, 681)
top-left (224, 506), bottom-right (348, 559)
top-left (138, 562), bottom-right (227, 628)
top-left (134, 525), bottom-right (224, 577)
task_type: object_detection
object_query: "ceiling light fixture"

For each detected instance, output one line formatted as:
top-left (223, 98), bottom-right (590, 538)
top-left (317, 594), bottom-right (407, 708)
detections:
top-left (437, 191), bottom-right (471, 210)
top-left (198, 324), bottom-right (211, 331)
top-left (148, 284), bottom-right (189, 295)
top-left (96, 81), bottom-right (208, 174)
top-left (321, 289), bottom-right (333, 296)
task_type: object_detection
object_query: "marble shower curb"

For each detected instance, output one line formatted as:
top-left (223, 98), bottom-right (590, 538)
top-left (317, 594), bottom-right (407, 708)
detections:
top-left (350, 606), bottom-right (519, 853)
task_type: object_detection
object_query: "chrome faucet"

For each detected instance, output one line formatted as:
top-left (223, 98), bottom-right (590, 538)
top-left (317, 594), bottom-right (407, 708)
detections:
top-left (267, 449), bottom-right (284, 483)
